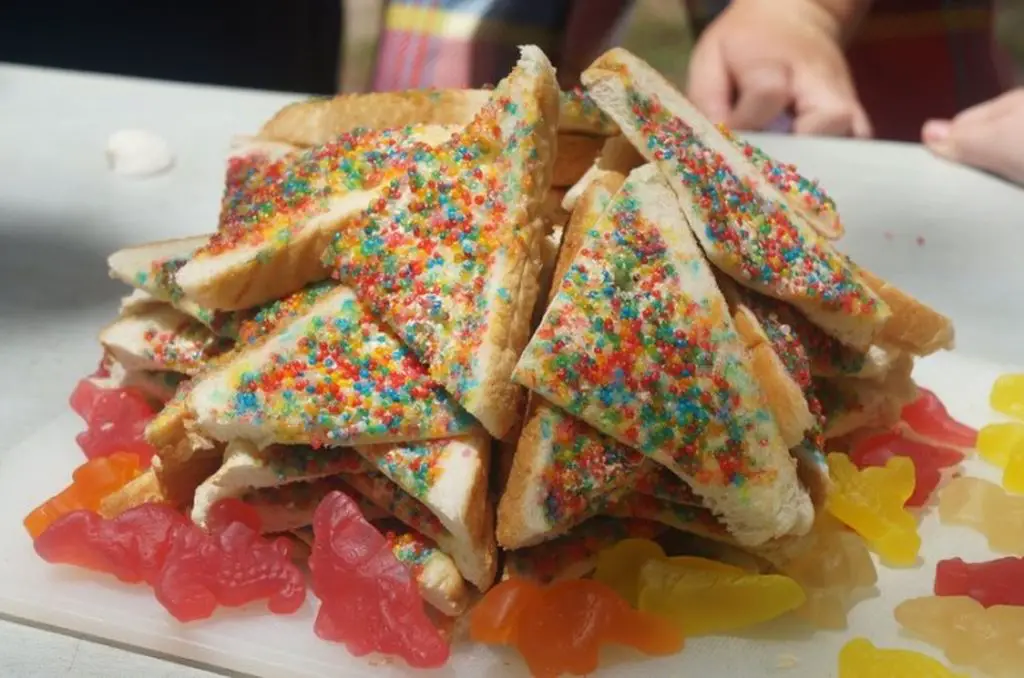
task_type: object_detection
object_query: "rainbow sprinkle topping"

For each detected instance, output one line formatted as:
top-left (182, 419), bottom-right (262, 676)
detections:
top-left (621, 85), bottom-right (878, 318)
top-left (514, 173), bottom-right (783, 490)
top-left (205, 285), bottom-right (478, 446)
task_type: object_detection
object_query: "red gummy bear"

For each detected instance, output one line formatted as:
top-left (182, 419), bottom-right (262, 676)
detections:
top-left (35, 499), bottom-right (305, 623)
top-left (849, 430), bottom-right (963, 507)
top-left (309, 491), bottom-right (449, 669)
top-left (34, 503), bottom-right (188, 584)
top-left (69, 379), bottom-right (157, 465)
top-left (935, 556), bottom-right (1024, 607)
top-left (901, 388), bottom-right (978, 448)
top-left (156, 499), bottom-right (305, 622)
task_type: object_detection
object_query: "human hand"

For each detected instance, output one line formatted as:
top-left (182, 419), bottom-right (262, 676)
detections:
top-left (686, 0), bottom-right (871, 137)
top-left (922, 88), bottom-right (1024, 187)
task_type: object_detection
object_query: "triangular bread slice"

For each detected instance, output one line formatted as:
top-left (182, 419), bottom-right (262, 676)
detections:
top-left (514, 164), bottom-right (812, 546)
top-left (355, 434), bottom-right (495, 591)
top-left (562, 134), bottom-right (645, 212)
top-left (186, 284), bottom-right (481, 448)
top-left (817, 353), bottom-right (918, 439)
top-left (245, 479), bottom-right (387, 532)
top-left (503, 517), bottom-right (664, 582)
top-left (327, 46), bottom-right (559, 439)
top-left (221, 137), bottom-right (299, 226)
top-left (119, 289), bottom-right (163, 315)
top-left (499, 172), bottom-right (648, 549)
top-left (719, 125), bottom-right (844, 240)
top-left (292, 522), bottom-right (469, 617)
top-left (853, 265), bottom-right (954, 355)
top-left (90, 354), bottom-right (187, 405)
top-left (190, 440), bottom-right (370, 527)
top-left (100, 305), bottom-right (230, 375)
top-left (602, 492), bottom-right (735, 545)
top-left (581, 48), bottom-right (890, 350)
top-left (108, 236), bottom-right (252, 338)
top-left (176, 124), bottom-right (456, 311)
top-left (258, 87), bottom-right (615, 147)
top-left (342, 469), bottom-right (496, 590)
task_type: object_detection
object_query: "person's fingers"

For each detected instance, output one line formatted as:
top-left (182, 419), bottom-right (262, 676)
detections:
top-left (849, 104), bottom-right (873, 139)
top-left (790, 70), bottom-right (862, 137)
top-left (728, 64), bottom-right (791, 130)
top-left (923, 109), bottom-right (1024, 185)
top-left (686, 39), bottom-right (733, 124)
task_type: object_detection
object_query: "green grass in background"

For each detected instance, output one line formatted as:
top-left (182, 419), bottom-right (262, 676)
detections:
top-left (620, 0), bottom-right (693, 88)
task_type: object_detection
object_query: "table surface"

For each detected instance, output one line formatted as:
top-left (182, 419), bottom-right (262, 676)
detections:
top-left (2, 62), bottom-right (1023, 678)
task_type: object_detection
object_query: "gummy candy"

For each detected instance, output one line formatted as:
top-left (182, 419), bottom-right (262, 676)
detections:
top-left (1003, 448), bottom-right (1024, 494)
top-left (24, 453), bottom-right (142, 538)
top-left (991, 373), bottom-right (1024, 420)
top-left (69, 379), bottom-right (157, 465)
top-left (470, 578), bottom-right (683, 678)
top-left (35, 499), bottom-right (306, 622)
top-left (977, 422), bottom-right (1024, 468)
top-left (895, 596), bottom-right (1024, 678)
top-left (593, 538), bottom-right (666, 606)
top-left (309, 491), bottom-right (449, 669)
top-left (900, 388), bottom-right (977, 448)
top-left (775, 519), bottom-right (877, 629)
top-left (155, 500), bottom-right (305, 622)
top-left (838, 637), bottom-right (967, 678)
top-left (826, 453), bottom-right (920, 566)
top-left (848, 430), bottom-right (963, 507)
top-left (935, 556), bottom-right (1024, 607)
top-left (637, 558), bottom-right (805, 635)
top-left (34, 503), bottom-right (189, 584)
top-left (938, 477), bottom-right (1024, 553)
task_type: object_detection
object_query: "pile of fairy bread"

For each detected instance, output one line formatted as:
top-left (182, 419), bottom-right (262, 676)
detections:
top-left (93, 46), bottom-right (954, 625)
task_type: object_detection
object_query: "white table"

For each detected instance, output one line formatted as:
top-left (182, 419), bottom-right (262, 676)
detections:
top-left (2, 63), bottom-right (1023, 678)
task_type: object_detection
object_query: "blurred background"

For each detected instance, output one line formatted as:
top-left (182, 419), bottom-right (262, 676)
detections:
top-left (0, 0), bottom-right (1019, 95)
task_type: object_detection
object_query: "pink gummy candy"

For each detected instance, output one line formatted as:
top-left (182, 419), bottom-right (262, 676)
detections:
top-left (35, 499), bottom-right (306, 623)
top-left (69, 379), bottom-right (157, 465)
top-left (310, 491), bottom-right (449, 668)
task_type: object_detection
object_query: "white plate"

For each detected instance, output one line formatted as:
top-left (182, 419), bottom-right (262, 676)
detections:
top-left (1, 65), bottom-right (1023, 677)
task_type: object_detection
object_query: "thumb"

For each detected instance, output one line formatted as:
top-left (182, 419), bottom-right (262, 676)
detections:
top-left (922, 120), bottom-right (958, 160)
top-left (686, 40), bottom-right (732, 124)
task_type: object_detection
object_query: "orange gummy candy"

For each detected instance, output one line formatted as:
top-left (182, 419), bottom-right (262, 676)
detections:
top-left (469, 578), bottom-right (684, 678)
top-left (938, 477), bottom-right (1024, 553)
top-left (24, 453), bottom-right (141, 538)
top-left (895, 596), bottom-right (1024, 678)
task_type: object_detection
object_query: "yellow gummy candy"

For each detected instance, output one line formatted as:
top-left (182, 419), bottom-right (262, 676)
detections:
top-left (826, 453), bottom-right (920, 567)
top-left (838, 638), bottom-right (968, 678)
top-left (593, 538), bottom-right (667, 607)
top-left (991, 373), bottom-right (1024, 420)
top-left (977, 422), bottom-right (1024, 469)
top-left (1004, 448), bottom-right (1024, 494)
top-left (637, 558), bottom-right (805, 636)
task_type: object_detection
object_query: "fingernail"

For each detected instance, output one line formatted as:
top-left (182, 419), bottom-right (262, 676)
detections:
top-left (922, 119), bottom-right (951, 146)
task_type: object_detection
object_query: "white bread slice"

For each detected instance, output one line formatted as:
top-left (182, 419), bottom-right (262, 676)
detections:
top-left (514, 164), bottom-right (812, 546)
top-left (503, 517), bottom-right (664, 582)
top-left (633, 465), bottom-right (703, 506)
top-left (602, 491), bottom-right (736, 545)
top-left (719, 126), bottom-right (844, 240)
top-left (499, 172), bottom-right (648, 549)
top-left (258, 87), bottom-right (615, 146)
top-left (100, 305), bottom-right (229, 375)
top-left (853, 265), bottom-right (955, 355)
top-left (190, 440), bottom-right (370, 527)
top-left (328, 46), bottom-right (559, 439)
top-left (356, 434), bottom-right (495, 591)
top-left (186, 284), bottom-right (481, 448)
top-left (817, 353), bottom-right (918, 439)
top-left (291, 523), bottom-right (469, 617)
top-left (552, 133), bottom-right (605, 188)
top-left (89, 355), bottom-right (187, 405)
top-left (343, 470), bottom-right (496, 591)
top-left (562, 135), bottom-right (644, 212)
top-left (581, 48), bottom-right (890, 350)
top-left (221, 137), bottom-right (298, 221)
top-left (119, 289), bottom-right (163, 315)
top-left (241, 477), bottom-right (388, 532)
top-left (107, 236), bottom-right (253, 338)
top-left (176, 124), bottom-right (456, 312)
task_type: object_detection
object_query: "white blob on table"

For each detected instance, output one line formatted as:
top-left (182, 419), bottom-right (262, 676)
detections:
top-left (106, 129), bottom-right (174, 177)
